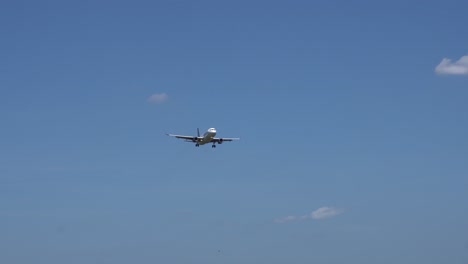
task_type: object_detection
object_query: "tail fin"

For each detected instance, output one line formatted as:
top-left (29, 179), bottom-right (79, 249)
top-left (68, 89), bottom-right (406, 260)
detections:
top-left (197, 128), bottom-right (200, 137)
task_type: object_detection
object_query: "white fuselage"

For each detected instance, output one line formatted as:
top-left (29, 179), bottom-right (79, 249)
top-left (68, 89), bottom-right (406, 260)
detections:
top-left (198, 128), bottom-right (217, 145)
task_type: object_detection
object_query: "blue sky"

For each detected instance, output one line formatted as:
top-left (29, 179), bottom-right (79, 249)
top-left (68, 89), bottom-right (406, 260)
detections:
top-left (1, 0), bottom-right (468, 263)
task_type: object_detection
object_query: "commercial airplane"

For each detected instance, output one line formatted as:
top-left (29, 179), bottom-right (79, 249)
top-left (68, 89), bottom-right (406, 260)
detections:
top-left (166, 128), bottom-right (240, 148)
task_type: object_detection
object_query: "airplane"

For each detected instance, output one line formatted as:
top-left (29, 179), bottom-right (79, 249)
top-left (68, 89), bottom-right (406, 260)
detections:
top-left (166, 128), bottom-right (240, 148)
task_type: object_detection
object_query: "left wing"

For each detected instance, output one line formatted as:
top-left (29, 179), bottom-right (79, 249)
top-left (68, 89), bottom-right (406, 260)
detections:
top-left (211, 137), bottom-right (240, 143)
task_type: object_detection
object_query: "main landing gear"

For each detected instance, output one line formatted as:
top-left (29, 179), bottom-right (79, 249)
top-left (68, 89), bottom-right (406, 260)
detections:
top-left (193, 143), bottom-right (217, 148)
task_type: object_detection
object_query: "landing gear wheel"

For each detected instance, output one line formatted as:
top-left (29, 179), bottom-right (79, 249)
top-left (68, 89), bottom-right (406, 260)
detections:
top-left (195, 144), bottom-right (199, 147)
top-left (212, 144), bottom-right (216, 148)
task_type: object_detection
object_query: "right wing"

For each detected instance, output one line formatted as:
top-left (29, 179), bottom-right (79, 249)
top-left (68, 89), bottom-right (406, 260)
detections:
top-left (166, 134), bottom-right (201, 142)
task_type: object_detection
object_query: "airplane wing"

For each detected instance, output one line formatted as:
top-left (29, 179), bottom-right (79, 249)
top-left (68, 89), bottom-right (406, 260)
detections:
top-left (166, 134), bottom-right (201, 141)
top-left (211, 137), bottom-right (240, 143)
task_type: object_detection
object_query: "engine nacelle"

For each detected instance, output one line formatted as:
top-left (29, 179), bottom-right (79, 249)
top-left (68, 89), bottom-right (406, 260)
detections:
top-left (192, 137), bottom-right (198, 142)
top-left (218, 138), bottom-right (223, 144)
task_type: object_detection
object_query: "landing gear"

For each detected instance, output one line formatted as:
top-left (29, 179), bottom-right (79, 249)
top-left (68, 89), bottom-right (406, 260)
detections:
top-left (195, 143), bottom-right (199, 147)
top-left (212, 144), bottom-right (216, 148)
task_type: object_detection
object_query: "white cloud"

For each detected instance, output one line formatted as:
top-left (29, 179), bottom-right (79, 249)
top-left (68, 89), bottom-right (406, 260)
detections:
top-left (435, 55), bottom-right (468, 75)
top-left (274, 206), bottom-right (343, 224)
top-left (311, 207), bottom-right (343, 220)
top-left (147, 93), bottom-right (169, 104)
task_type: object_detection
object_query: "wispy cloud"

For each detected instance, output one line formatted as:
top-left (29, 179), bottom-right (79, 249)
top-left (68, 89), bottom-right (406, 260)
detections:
top-left (435, 55), bottom-right (468, 75)
top-left (311, 207), bottom-right (343, 220)
top-left (274, 206), bottom-right (343, 224)
top-left (147, 93), bottom-right (169, 104)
